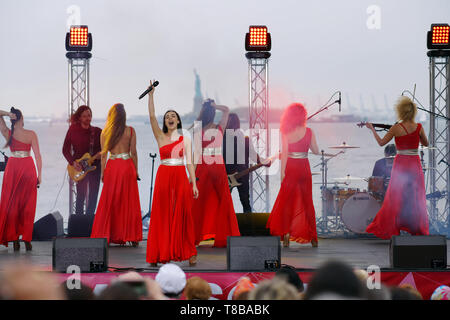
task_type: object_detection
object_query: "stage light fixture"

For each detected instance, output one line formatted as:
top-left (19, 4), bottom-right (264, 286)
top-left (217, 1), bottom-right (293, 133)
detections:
top-left (427, 24), bottom-right (450, 50)
top-left (245, 25), bottom-right (271, 52)
top-left (65, 25), bottom-right (93, 52)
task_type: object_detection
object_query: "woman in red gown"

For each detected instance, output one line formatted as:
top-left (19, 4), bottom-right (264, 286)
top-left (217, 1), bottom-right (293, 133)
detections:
top-left (268, 103), bottom-right (335, 248)
top-left (145, 81), bottom-right (199, 266)
top-left (365, 97), bottom-right (429, 238)
top-left (91, 103), bottom-right (142, 246)
top-left (0, 108), bottom-right (42, 251)
top-left (192, 99), bottom-right (240, 248)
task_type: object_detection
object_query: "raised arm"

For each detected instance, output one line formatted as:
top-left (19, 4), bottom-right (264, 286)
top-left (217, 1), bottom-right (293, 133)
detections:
top-left (30, 131), bottom-right (42, 185)
top-left (309, 129), bottom-right (339, 157)
top-left (0, 110), bottom-right (13, 141)
top-left (366, 123), bottom-right (395, 147)
top-left (147, 81), bottom-right (164, 144)
top-left (212, 102), bottom-right (230, 131)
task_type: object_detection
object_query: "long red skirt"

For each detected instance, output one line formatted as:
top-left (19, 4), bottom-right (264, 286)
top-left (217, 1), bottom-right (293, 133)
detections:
top-left (192, 161), bottom-right (240, 247)
top-left (0, 157), bottom-right (37, 247)
top-left (146, 165), bottom-right (197, 263)
top-left (91, 159), bottom-right (142, 244)
top-left (267, 158), bottom-right (318, 243)
top-left (366, 155), bottom-right (429, 239)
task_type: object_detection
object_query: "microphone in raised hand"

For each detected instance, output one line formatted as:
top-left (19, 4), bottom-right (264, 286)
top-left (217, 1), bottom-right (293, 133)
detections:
top-left (139, 81), bottom-right (159, 100)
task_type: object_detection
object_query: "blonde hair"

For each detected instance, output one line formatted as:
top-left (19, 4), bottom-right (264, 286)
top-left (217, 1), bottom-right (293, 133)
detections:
top-left (395, 96), bottom-right (417, 122)
top-left (102, 103), bottom-right (126, 153)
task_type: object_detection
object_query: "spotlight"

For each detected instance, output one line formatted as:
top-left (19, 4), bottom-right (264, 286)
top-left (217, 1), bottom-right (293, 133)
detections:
top-left (245, 26), bottom-right (271, 52)
top-left (427, 24), bottom-right (450, 50)
top-left (65, 25), bottom-right (93, 52)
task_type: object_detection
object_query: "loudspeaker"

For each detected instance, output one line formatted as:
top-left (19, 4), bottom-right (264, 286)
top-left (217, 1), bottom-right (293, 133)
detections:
top-left (68, 214), bottom-right (95, 237)
top-left (227, 236), bottom-right (281, 271)
top-left (32, 211), bottom-right (64, 240)
top-left (236, 213), bottom-right (270, 236)
top-left (53, 238), bottom-right (108, 273)
top-left (390, 235), bottom-right (447, 269)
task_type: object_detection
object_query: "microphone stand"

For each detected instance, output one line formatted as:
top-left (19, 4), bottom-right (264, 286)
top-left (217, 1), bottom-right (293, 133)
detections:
top-left (401, 90), bottom-right (450, 121)
top-left (142, 153), bottom-right (157, 225)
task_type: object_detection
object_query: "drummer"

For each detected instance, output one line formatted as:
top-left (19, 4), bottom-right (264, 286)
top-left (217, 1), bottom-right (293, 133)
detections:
top-left (371, 144), bottom-right (396, 188)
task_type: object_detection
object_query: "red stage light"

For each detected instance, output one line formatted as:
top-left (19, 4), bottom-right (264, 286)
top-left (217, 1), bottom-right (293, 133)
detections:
top-left (427, 24), bottom-right (450, 50)
top-left (66, 25), bottom-right (92, 52)
top-left (246, 25), bottom-right (271, 52)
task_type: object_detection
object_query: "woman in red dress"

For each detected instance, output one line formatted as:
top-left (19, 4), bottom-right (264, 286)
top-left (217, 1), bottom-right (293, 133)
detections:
top-left (365, 96), bottom-right (429, 238)
top-left (0, 108), bottom-right (42, 251)
top-left (268, 103), bottom-right (334, 248)
top-left (91, 103), bottom-right (142, 246)
top-left (192, 99), bottom-right (240, 248)
top-left (145, 81), bottom-right (199, 266)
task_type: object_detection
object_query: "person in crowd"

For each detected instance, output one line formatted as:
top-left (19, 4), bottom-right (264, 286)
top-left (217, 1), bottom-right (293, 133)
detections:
top-left (62, 105), bottom-right (102, 217)
top-left (0, 108), bottom-right (41, 251)
top-left (90, 103), bottom-right (142, 246)
top-left (365, 96), bottom-right (429, 238)
top-left (275, 266), bottom-right (304, 294)
top-left (155, 263), bottom-right (187, 299)
top-left (61, 282), bottom-right (95, 300)
top-left (248, 278), bottom-right (299, 300)
top-left (183, 276), bottom-right (212, 300)
top-left (192, 99), bottom-right (240, 247)
top-left (145, 81), bottom-right (198, 267)
top-left (232, 277), bottom-right (255, 300)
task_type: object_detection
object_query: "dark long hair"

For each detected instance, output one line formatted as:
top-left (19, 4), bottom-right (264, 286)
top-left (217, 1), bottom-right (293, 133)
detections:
top-left (196, 101), bottom-right (216, 127)
top-left (70, 105), bottom-right (92, 125)
top-left (225, 113), bottom-right (240, 130)
top-left (162, 110), bottom-right (183, 133)
top-left (102, 103), bottom-right (126, 153)
top-left (4, 107), bottom-right (23, 148)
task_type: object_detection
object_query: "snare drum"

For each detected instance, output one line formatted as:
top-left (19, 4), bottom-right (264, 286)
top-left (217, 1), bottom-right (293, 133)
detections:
top-left (341, 192), bottom-right (380, 234)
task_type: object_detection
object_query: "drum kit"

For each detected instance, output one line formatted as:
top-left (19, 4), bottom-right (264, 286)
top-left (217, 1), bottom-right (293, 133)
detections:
top-left (315, 142), bottom-right (388, 235)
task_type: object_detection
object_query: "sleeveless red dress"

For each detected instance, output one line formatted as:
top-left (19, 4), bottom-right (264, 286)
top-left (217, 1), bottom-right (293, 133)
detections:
top-left (146, 136), bottom-right (197, 264)
top-left (267, 128), bottom-right (318, 243)
top-left (91, 127), bottom-right (142, 244)
top-left (0, 134), bottom-right (37, 247)
top-left (192, 126), bottom-right (240, 247)
top-left (366, 123), bottom-right (429, 239)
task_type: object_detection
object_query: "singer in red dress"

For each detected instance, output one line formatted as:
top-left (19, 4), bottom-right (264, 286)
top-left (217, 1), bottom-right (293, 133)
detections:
top-left (267, 103), bottom-right (335, 248)
top-left (192, 100), bottom-right (240, 248)
top-left (0, 108), bottom-right (42, 251)
top-left (365, 97), bottom-right (429, 238)
top-left (91, 103), bottom-right (142, 245)
top-left (145, 81), bottom-right (199, 266)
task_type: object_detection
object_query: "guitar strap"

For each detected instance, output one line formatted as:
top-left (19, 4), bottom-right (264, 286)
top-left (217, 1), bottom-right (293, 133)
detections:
top-left (89, 126), bottom-right (95, 156)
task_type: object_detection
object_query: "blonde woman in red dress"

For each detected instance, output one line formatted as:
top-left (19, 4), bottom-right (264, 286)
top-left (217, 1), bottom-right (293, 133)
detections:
top-left (268, 103), bottom-right (334, 248)
top-left (365, 97), bottom-right (429, 238)
top-left (91, 103), bottom-right (142, 246)
top-left (191, 100), bottom-right (240, 248)
top-left (145, 81), bottom-right (199, 267)
top-left (0, 108), bottom-right (42, 251)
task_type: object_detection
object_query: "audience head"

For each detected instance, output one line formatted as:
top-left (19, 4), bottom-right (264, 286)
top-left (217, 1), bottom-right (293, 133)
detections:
top-left (155, 263), bottom-right (186, 299)
top-left (248, 278), bottom-right (299, 300)
top-left (303, 260), bottom-right (365, 300)
top-left (431, 285), bottom-right (450, 300)
top-left (183, 276), bottom-right (212, 300)
top-left (62, 282), bottom-right (94, 300)
top-left (232, 277), bottom-right (255, 300)
top-left (275, 266), bottom-right (304, 293)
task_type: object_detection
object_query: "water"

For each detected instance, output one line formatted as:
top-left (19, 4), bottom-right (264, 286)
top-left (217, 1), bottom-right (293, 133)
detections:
top-left (0, 120), bottom-right (434, 229)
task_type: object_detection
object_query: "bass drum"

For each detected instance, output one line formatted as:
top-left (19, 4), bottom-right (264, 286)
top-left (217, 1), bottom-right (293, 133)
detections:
top-left (341, 192), bottom-right (381, 234)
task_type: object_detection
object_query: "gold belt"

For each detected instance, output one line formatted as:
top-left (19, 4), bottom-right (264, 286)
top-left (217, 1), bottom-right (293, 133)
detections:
top-left (397, 149), bottom-right (419, 156)
top-left (11, 151), bottom-right (31, 158)
top-left (202, 147), bottom-right (222, 156)
top-left (288, 152), bottom-right (308, 159)
top-left (161, 158), bottom-right (184, 166)
top-left (109, 153), bottom-right (131, 160)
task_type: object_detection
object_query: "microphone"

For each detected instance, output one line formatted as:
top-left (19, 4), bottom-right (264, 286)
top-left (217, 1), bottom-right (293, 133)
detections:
top-left (337, 91), bottom-right (342, 112)
top-left (139, 81), bottom-right (159, 99)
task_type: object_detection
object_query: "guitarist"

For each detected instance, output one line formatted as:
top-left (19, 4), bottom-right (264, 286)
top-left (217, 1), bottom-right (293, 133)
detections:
top-left (223, 113), bottom-right (266, 213)
top-left (62, 105), bottom-right (102, 216)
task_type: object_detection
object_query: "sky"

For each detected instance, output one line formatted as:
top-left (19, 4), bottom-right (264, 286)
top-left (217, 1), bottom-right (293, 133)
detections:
top-left (0, 0), bottom-right (449, 118)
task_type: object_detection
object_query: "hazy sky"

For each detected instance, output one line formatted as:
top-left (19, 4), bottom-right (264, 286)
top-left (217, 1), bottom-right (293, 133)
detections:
top-left (0, 0), bottom-right (449, 118)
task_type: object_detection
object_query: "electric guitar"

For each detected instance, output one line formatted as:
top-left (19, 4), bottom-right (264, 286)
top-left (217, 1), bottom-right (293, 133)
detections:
top-left (228, 154), bottom-right (278, 191)
top-left (67, 153), bottom-right (97, 182)
top-left (356, 121), bottom-right (392, 131)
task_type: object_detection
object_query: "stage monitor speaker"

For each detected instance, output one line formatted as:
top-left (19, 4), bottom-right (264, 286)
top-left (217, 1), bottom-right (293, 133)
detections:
top-left (32, 211), bottom-right (64, 241)
top-left (236, 213), bottom-right (270, 236)
top-left (227, 236), bottom-right (280, 271)
top-left (68, 213), bottom-right (94, 237)
top-left (53, 238), bottom-right (108, 273)
top-left (390, 235), bottom-right (447, 269)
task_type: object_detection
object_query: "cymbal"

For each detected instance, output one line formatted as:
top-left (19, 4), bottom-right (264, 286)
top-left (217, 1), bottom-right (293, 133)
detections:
top-left (332, 175), bottom-right (366, 181)
top-left (329, 142), bottom-right (360, 149)
top-left (311, 172), bottom-right (321, 176)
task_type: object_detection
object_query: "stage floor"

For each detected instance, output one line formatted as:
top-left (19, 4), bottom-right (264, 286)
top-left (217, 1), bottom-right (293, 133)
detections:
top-left (1, 234), bottom-right (449, 272)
